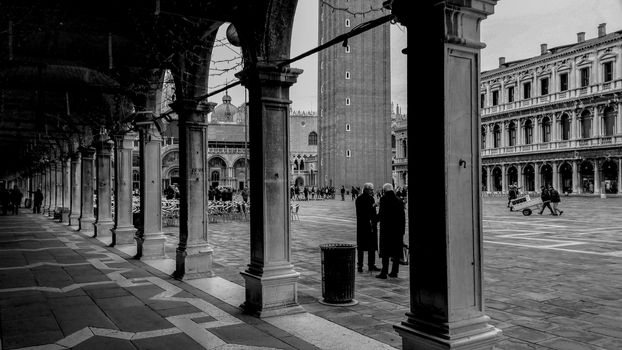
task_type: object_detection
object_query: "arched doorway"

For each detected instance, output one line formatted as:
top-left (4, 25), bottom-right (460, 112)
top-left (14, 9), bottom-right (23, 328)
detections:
top-left (580, 110), bottom-right (592, 138)
top-left (507, 166), bottom-right (518, 187)
top-left (233, 158), bottom-right (248, 190)
top-left (482, 167), bottom-right (488, 191)
top-left (492, 167), bottom-right (502, 191)
top-left (603, 107), bottom-right (616, 137)
top-left (559, 162), bottom-right (573, 194)
top-left (602, 160), bottom-right (618, 194)
top-left (540, 164), bottom-right (552, 187)
top-left (295, 177), bottom-right (304, 187)
top-left (580, 161), bottom-right (594, 193)
top-left (208, 156), bottom-right (227, 189)
top-left (523, 164), bottom-right (535, 191)
top-left (560, 113), bottom-right (571, 140)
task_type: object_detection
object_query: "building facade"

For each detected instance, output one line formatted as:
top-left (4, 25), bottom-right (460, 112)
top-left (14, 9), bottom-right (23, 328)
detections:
top-left (481, 24), bottom-right (622, 196)
top-left (391, 103), bottom-right (408, 188)
top-left (289, 111), bottom-right (318, 187)
top-left (317, 0), bottom-right (392, 190)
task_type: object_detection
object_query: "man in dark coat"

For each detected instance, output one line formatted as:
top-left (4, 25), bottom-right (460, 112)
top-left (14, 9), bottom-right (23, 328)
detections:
top-left (376, 183), bottom-right (406, 279)
top-left (355, 183), bottom-right (380, 273)
top-left (538, 185), bottom-right (555, 215)
top-left (33, 189), bottom-right (44, 214)
top-left (10, 186), bottom-right (23, 215)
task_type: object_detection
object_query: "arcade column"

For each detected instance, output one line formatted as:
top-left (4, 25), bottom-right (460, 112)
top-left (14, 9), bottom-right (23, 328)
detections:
top-left (171, 100), bottom-right (216, 279)
top-left (236, 63), bottom-right (305, 317)
top-left (134, 114), bottom-right (165, 259)
top-left (389, 1), bottom-right (502, 349)
top-left (68, 152), bottom-right (81, 226)
top-left (112, 132), bottom-right (138, 245)
top-left (78, 146), bottom-right (96, 234)
top-left (93, 131), bottom-right (115, 241)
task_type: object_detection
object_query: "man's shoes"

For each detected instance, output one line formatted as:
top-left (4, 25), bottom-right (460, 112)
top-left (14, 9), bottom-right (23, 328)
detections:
top-left (538, 212), bottom-right (542, 215)
top-left (357, 267), bottom-right (363, 273)
top-left (559, 211), bottom-right (563, 216)
top-left (388, 273), bottom-right (398, 278)
top-left (369, 266), bottom-right (381, 272)
top-left (375, 274), bottom-right (387, 279)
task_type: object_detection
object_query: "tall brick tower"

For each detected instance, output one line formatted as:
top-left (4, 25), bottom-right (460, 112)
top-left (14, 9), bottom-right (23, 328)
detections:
top-left (317, 0), bottom-right (392, 190)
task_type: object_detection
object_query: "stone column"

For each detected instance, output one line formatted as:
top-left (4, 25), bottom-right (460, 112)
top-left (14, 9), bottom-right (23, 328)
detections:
top-left (535, 163), bottom-right (541, 192)
top-left (571, 110), bottom-right (578, 141)
top-left (48, 162), bottom-right (57, 217)
top-left (517, 164), bottom-right (524, 190)
top-left (593, 106), bottom-right (600, 138)
top-left (391, 2), bottom-right (501, 348)
top-left (78, 146), bottom-right (96, 234)
top-left (617, 103), bottom-right (622, 135)
top-left (594, 160), bottom-right (601, 194)
top-left (112, 132), bottom-right (138, 245)
top-left (68, 152), bottom-right (81, 226)
top-left (134, 115), bottom-right (165, 259)
top-left (61, 156), bottom-right (71, 222)
top-left (572, 160), bottom-right (580, 194)
top-left (237, 63), bottom-right (305, 317)
top-left (171, 100), bottom-right (216, 280)
top-left (501, 164), bottom-right (507, 194)
top-left (42, 166), bottom-right (49, 215)
top-left (486, 165), bottom-right (492, 193)
top-left (55, 161), bottom-right (63, 216)
top-left (618, 158), bottom-right (622, 194)
top-left (552, 161), bottom-right (559, 190)
top-left (93, 131), bottom-right (115, 240)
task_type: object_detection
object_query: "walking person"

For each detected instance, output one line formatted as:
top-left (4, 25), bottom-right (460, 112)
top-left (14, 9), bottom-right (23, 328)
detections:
top-left (10, 186), bottom-right (23, 215)
top-left (549, 185), bottom-right (563, 216)
top-left (340, 185), bottom-right (345, 201)
top-left (355, 183), bottom-right (380, 273)
top-left (376, 183), bottom-right (406, 279)
top-left (507, 185), bottom-right (517, 209)
top-left (33, 188), bottom-right (43, 214)
top-left (538, 185), bottom-right (555, 215)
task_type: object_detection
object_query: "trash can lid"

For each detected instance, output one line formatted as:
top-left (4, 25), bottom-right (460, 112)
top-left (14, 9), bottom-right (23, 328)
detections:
top-left (319, 243), bottom-right (356, 250)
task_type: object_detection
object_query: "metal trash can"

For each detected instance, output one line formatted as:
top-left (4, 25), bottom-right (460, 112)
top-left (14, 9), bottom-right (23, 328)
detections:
top-left (319, 243), bottom-right (358, 306)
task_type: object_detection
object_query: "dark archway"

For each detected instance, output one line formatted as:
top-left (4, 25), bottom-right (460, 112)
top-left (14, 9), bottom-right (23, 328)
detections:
top-left (523, 164), bottom-right (535, 191)
top-left (540, 164), bottom-right (553, 187)
top-left (559, 162), bottom-right (573, 194)
top-left (507, 166), bottom-right (518, 187)
top-left (580, 161), bottom-right (594, 193)
top-left (602, 160), bottom-right (618, 194)
top-left (482, 167), bottom-right (488, 191)
top-left (492, 167), bottom-right (502, 191)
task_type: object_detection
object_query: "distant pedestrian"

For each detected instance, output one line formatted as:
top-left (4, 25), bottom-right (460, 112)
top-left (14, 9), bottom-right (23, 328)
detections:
top-left (549, 185), bottom-right (563, 216)
top-left (10, 186), bottom-right (23, 215)
top-left (507, 185), bottom-right (517, 209)
top-left (340, 186), bottom-right (345, 201)
top-left (538, 185), bottom-right (555, 215)
top-left (355, 183), bottom-right (380, 273)
top-left (33, 189), bottom-right (44, 214)
top-left (376, 183), bottom-right (406, 279)
top-left (303, 186), bottom-right (309, 201)
top-left (0, 188), bottom-right (10, 215)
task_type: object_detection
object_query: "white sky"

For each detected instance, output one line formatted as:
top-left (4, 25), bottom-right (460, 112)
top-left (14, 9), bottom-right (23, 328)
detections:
top-left (208, 0), bottom-right (622, 117)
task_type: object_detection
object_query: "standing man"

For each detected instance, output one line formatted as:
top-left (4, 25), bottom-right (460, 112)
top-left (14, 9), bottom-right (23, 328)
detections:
top-left (340, 185), bottom-right (345, 201)
top-left (10, 186), bottom-right (23, 215)
top-left (376, 183), bottom-right (406, 279)
top-left (33, 188), bottom-right (44, 214)
top-left (538, 185), bottom-right (555, 215)
top-left (355, 183), bottom-right (380, 273)
top-left (549, 185), bottom-right (563, 216)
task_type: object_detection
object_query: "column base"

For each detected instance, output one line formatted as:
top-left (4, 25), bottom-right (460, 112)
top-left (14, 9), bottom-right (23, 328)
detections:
top-left (78, 216), bottom-right (96, 233)
top-left (112, 226), bottom-right (137, 245)
top-left (68, 213), bottom-right (80, 226)
top-left (60, 208), bottom-right (70, 223)
top-left (240, 267), bottom-right (304, 318)
top-left (173, 243), bottom-right (215, 280)
top-left (136, 233), bottom-right (166, 259)
top-left (94, 220), bottom-right (114, 240)
top-left (394, 314), bottom-right (502, 350)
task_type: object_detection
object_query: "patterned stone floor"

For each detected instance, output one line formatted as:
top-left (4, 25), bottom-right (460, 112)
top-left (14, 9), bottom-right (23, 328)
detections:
top-left (1, 196), bottom-right (621, 349)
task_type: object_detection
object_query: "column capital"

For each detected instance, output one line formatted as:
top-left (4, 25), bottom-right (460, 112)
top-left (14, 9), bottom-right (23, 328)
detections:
top-left (170, 99), bottom-right (216, 124)
top-left (113, 132), bottom-right (138, 150)
top-left (236, 63), bottom-right (303, 88)
top-left (134, 112), bottom-right (163, 142)
top-left (78, 146), bottom-right (96, 157)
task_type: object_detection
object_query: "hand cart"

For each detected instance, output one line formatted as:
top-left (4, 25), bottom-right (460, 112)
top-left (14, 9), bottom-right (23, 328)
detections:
top-left (509, 194), bottom-right (542, 216)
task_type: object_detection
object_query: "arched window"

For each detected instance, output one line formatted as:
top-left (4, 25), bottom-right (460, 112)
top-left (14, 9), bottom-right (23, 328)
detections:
top-left (346, 149), bottom-right (351, 157)
top-left (308, 131), bottom-right (318, 145)
top-left (293, 159), bottom-right (299, 170)
top-left (561, 114), bottom-right (570, 140)
top-left (391, 134), bottom-right (396, 148)
top-left (542, 117), bottom-right (551, 142)
top-left (300, 159), bottom-right (305, 170)
top-left (211, 171), bottom-right (220, 182)
top-left (603, 107), bottom-right (615, 136)
top-left (508, 122), bottom-right (516, 146)
top-left (581, 110), bottom-right (592, 138)
top-left (524, 119), bottom-right (533, 144)
top-left (493, 125), bottom-right (501, 148)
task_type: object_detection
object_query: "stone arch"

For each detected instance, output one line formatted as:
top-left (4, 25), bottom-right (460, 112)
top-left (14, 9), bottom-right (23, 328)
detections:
top-left (492, 166), bottom-right (503, 192)
top-left (208, 156), bottom-right (228, 189)
top-left (507, 165), bottom-right (518, 187)
top-left (603, 106), bottom-right (616, 136)
top-left (523, 163), bottom-right (535, 192)
top-left (540, 163), bottom-right (553, 187)
top-left (580, 109), bottom-right (592, 138)
top-left (601, 159), bottom-right (618, 194)
top-left (580, 160), bottom-right (594, 193)
top-left (559, 162), bottom-right (573, 194)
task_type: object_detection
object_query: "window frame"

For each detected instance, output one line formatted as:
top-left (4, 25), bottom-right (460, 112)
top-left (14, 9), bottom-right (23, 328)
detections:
top-left (540, 77), bottom-right (549, 96)
top-left (580, 67), bottom-right (590, 87)
top-left (345, 98), bottom-right (350, 106)
top-left (523, 81), bottom-right (532, 99)
top-left (559, 72), bottom-right (569, 91)
top-left (507, 86), bottom-right (515, 103)
top-left (491, 90), bottom-right (499, 106)
top-left (602, 61), bottom-right (613, 83)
